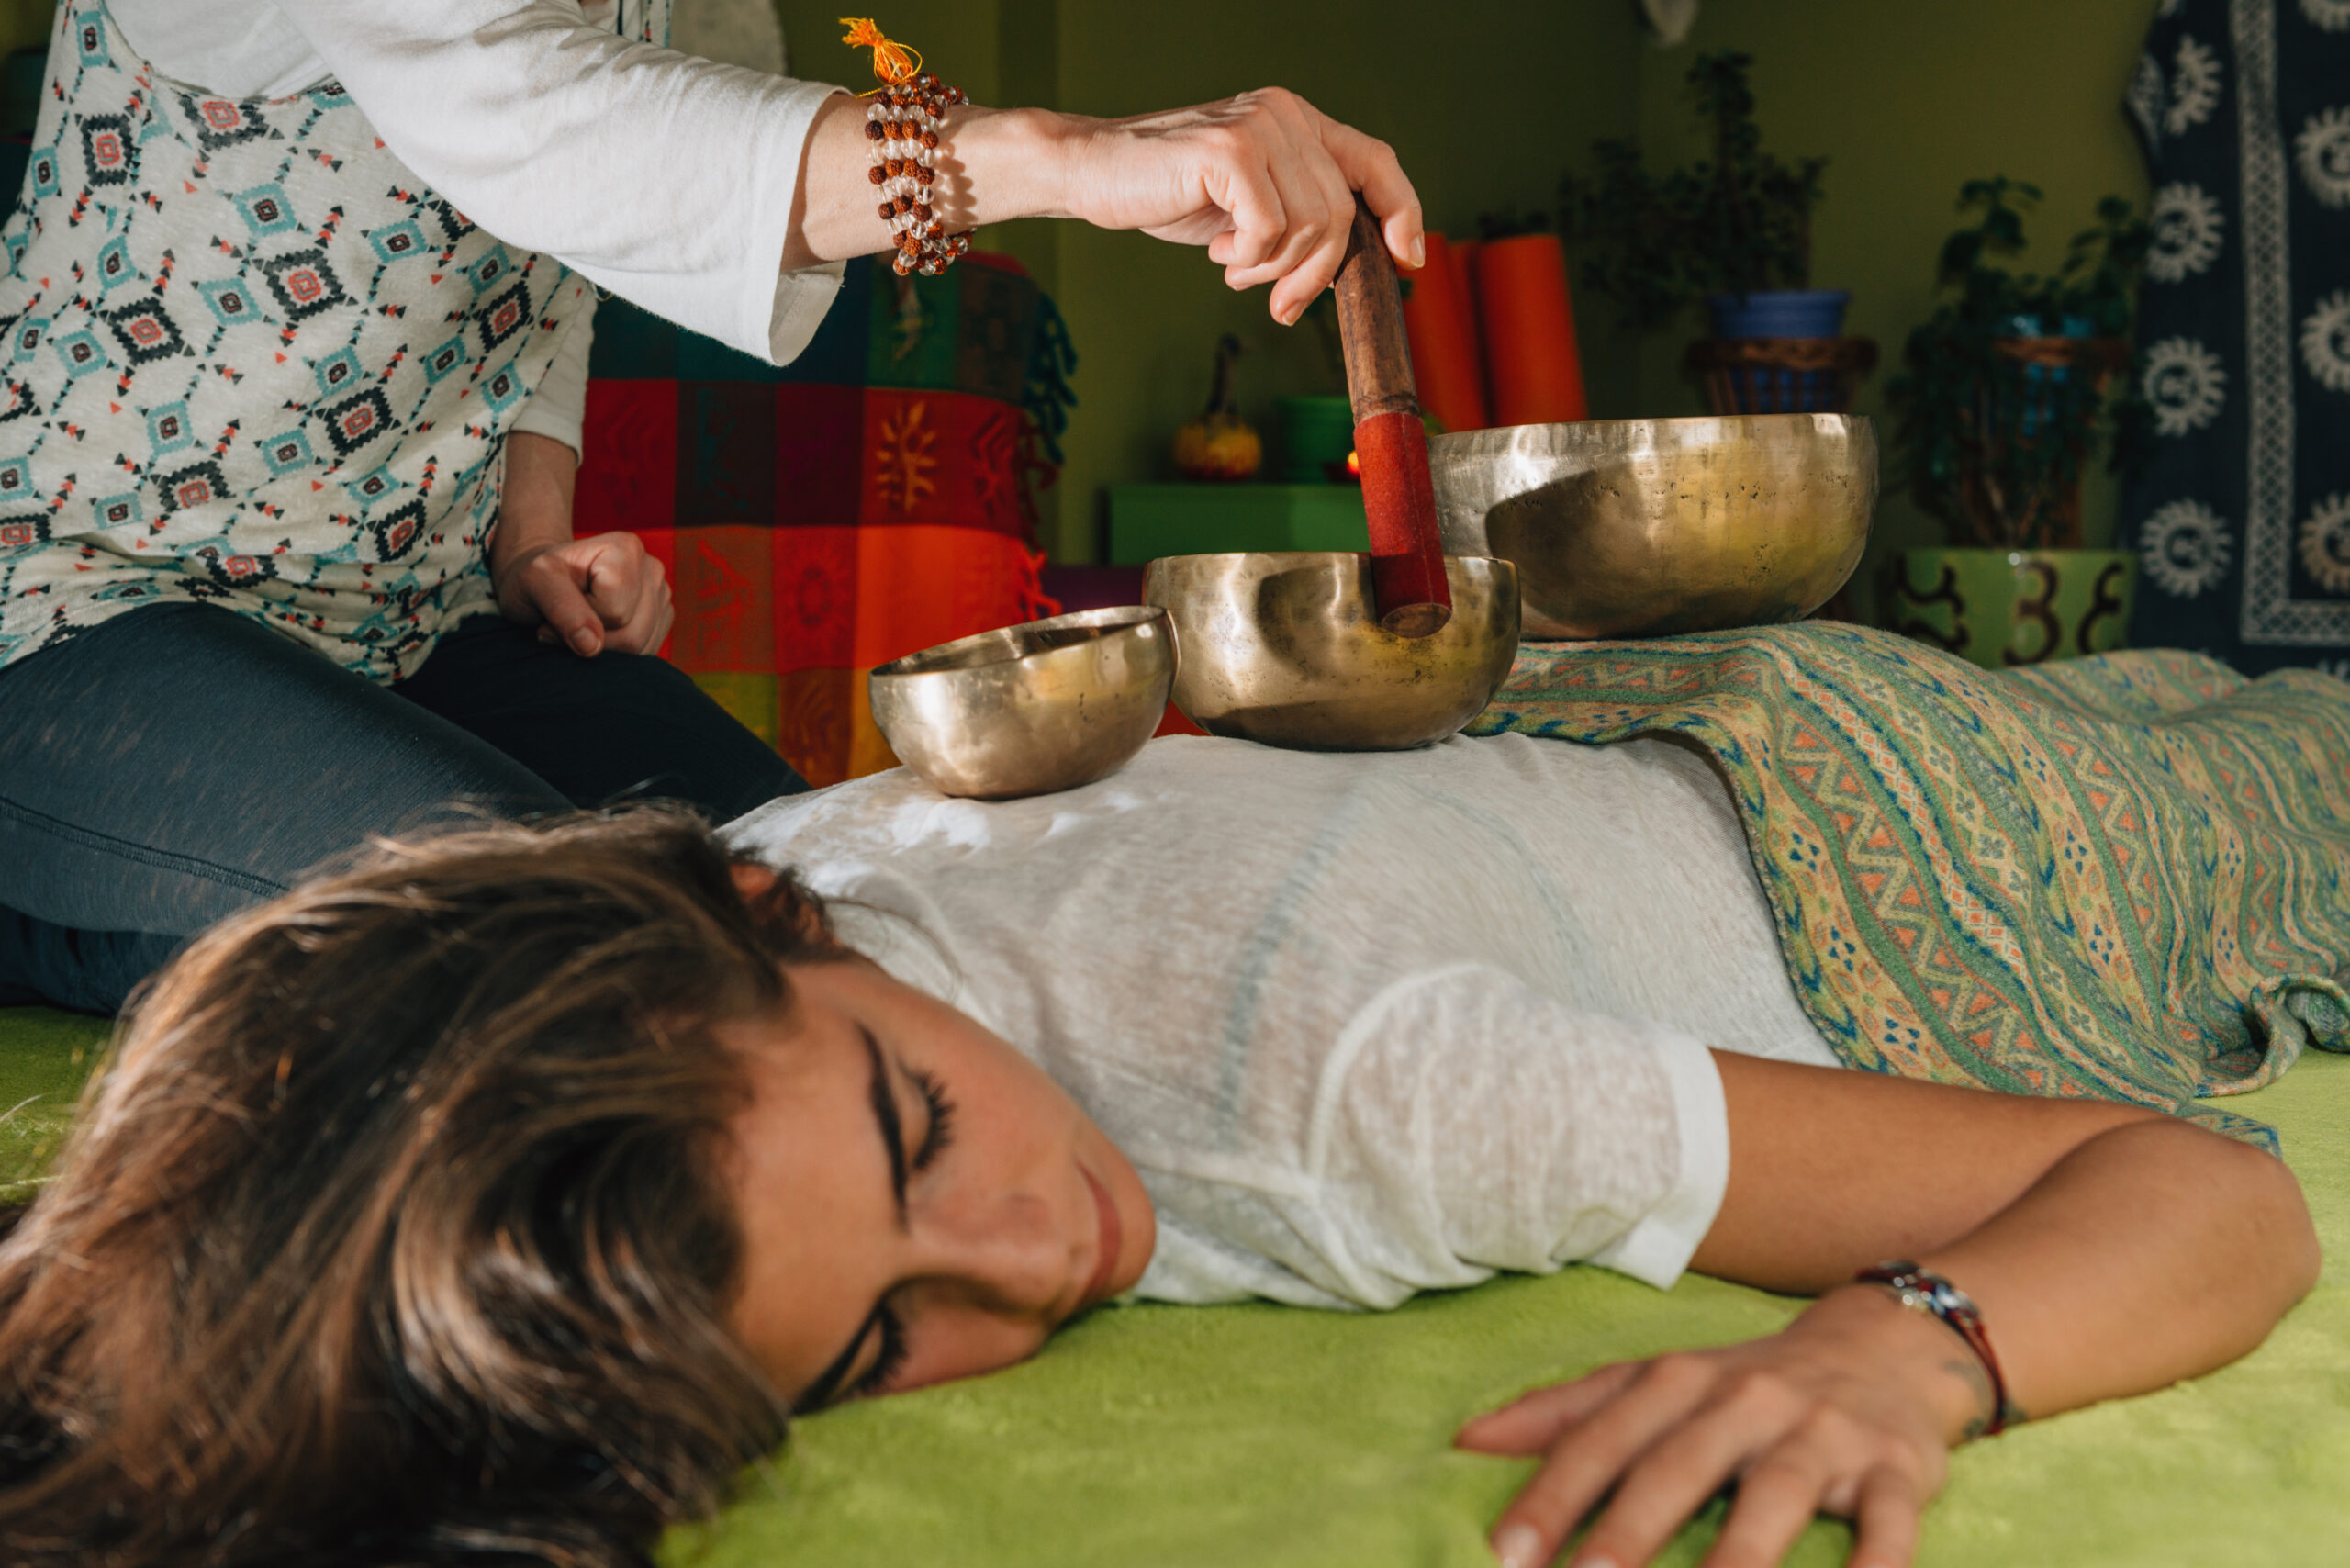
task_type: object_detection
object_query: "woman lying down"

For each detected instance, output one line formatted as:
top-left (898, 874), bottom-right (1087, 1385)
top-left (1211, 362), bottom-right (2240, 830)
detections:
top-left (0, 733), bottom-right (2316, 1568)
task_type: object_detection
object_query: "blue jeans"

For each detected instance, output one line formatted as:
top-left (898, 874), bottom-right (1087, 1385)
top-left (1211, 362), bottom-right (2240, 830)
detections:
top-left (0, 602), bottom-right (805, 1012)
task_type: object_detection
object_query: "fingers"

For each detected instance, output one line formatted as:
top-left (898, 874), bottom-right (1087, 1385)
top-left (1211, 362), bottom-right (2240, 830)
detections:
top-left (521, 549), bottom-right (604, 658)
top-left (1200, 139), bottom-right (1286, 275)
top-left (1484, 1354), bottom-right (1721, 1568)
top-left (1571, 1372), bottom-right (1809, 1568)
top-left (1846, 1466), bottom-right (1922, 1568)
top-left (1321, 117), bottom-right (1424, 272)
top-left (1457, 1363), bottom-right (1643, 1455)
top-left (573, 532), bottom-right (672, 655)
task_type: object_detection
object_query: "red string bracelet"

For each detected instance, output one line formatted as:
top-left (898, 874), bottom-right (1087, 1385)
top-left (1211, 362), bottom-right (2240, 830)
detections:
top-left (841, 17), bottom-right (972, 276)
top-left (1854, 1260), bottom-right (2018, 1438)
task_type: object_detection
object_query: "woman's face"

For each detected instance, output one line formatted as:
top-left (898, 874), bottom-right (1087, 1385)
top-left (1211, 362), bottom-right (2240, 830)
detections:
top-left (719, 954), bottom-right (1156, 1409)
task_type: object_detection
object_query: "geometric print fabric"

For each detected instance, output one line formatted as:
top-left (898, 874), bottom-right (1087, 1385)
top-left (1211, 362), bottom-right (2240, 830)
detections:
top-left (1472, 622), bottom-right (2350, 1150)
top-left (0, 5), bottom-right (603, 681)
top-left (575, 252), bottom-right (1061, 786)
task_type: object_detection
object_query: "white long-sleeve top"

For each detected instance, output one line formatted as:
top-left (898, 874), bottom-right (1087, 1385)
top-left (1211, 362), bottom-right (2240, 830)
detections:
top-left (728, 734), bottom-right (1842, 1310)
top-left (109, 0), bottom-right (850, 453)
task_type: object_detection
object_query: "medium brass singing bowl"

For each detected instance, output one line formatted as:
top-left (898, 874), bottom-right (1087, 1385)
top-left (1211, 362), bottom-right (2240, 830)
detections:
top-left (868, 606), bottom-right (1176, 800)
top-left (1142, 553), bottom-right (1520, 751)
top-left (1427, 413), bottom-right (1876, 639)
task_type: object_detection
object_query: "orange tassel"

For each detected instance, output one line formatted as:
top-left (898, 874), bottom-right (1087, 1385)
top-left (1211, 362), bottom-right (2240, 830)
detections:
top-left (839, 17), bottom-right (921, 87)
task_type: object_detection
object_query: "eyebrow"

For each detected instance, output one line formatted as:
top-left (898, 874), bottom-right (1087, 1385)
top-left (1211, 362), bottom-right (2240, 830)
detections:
top-left (796, 1028), bottom-right (912, 1415)
top-left (861, 1025), bottom-right (911, 1229)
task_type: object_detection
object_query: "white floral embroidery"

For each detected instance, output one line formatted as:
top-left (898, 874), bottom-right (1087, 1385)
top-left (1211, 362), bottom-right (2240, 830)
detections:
top-left (2145, 182), bottom-right (2226, 282)
top-left (2300, 494), bottom-right (2350, 594)
top-left (2139, 498), bottom-right (2233, 598)
top-left (2302, 291), bottom-right (2350, 392)
top-left (2143, 338), bottom-right (2229, 436)
top-left (2165, 36), bottom-right (2223, 137)
top-left (2130, 54), bottom-right (2166, 150)
top-left (2160, 0), bottom-right (2185, 15)
top-left (2295, 105), bottom-right (2350, 207)
top-left (2300, 0), bottom-right (2350, 30)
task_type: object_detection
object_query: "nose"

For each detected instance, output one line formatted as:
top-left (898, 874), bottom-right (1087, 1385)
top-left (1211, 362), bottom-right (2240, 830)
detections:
top-left (912, 1182), bottom-right (1074, 1319)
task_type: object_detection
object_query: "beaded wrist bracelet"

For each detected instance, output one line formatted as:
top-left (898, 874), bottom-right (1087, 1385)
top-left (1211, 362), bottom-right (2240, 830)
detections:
top-left (1855, 1260), bottom-right (2018, 1438)
top-left (842, 18), bottom-right (972, 276)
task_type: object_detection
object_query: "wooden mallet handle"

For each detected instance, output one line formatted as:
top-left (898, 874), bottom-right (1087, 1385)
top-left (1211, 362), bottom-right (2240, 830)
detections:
top-left (1332, 194), bottom-right (1452, 638)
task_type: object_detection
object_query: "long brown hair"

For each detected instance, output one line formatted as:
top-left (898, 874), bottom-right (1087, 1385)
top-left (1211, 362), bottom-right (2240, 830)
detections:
top-left (0, 809), bottom-right (834, 1565)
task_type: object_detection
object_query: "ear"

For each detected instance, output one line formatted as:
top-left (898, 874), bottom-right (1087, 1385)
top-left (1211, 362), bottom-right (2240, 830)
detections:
top-left (729, 862), bottom-right (779, 902)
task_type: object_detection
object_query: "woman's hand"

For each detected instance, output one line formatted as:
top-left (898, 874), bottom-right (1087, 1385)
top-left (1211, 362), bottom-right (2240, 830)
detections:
top-left (490, 430), bottom-right (674, 658)
top-left (1457, 1287), bottom-right (1984, 1568)
top-left (788, 91), bottom-right (1423, 326)
top-left (1048, 91), bottom-right (1423, 325)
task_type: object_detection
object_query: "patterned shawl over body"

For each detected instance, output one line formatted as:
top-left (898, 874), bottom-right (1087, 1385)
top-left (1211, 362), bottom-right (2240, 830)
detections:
top-left (1468, 623), bottom-right (2350, 1148)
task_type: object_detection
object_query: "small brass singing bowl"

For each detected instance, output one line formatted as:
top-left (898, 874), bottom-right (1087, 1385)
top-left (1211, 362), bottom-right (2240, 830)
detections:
top-left (868, 606), bottom-right (1176, 801)
top-left (1428, 413), bottom-right (1876, 639)
top-left (1142, 553), bottom-right (1520, 751)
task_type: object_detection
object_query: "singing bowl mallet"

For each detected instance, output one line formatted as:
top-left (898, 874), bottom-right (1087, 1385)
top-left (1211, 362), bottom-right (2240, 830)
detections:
top-left (1331, 194), bottom-right (1453, 638)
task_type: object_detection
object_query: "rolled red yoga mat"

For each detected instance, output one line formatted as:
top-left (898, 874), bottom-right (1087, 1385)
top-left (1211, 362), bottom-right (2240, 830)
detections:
top-left (1399, 232), bottom-right (1488, 436)
top-left (1474, 233), bottom-right (1588, 427)
top-left (1333, 196), bottom-right (1451, 637)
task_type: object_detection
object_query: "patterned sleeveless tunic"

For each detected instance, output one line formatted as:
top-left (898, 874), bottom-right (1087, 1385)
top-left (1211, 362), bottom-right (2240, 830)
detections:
top-left (0, 1), bottom-right (666, 681)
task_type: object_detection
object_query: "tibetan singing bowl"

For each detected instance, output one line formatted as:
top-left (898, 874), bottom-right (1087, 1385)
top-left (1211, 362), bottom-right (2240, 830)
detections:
top-left (1142, 553), bottom-right (1520, 751)
top-left (869, 606), bottom-right (1175, 800)
top-left (1427, 413), bottom-right (1876, 639)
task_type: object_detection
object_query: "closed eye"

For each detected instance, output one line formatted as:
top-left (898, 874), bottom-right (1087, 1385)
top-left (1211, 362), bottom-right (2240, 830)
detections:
top-left (910, 1066), bottom-right (955, 1172)
top-left (847, 1302), bottom-right (911, 1400)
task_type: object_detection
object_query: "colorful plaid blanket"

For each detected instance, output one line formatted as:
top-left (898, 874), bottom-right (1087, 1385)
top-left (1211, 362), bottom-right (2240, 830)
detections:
top-left (1467, 623), bottom-right (2350, 1148)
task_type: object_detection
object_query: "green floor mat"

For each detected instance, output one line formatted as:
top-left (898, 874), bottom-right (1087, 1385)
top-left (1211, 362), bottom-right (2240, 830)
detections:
top-left (0, 1007), bottom-right (106, 1204)
top-left (6, 1007), bottom-right (2344, 1564)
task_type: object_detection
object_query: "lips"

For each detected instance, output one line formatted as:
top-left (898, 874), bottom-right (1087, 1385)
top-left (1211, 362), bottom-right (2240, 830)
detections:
top-left (1079, 1164), bottom-right (1123, 1311)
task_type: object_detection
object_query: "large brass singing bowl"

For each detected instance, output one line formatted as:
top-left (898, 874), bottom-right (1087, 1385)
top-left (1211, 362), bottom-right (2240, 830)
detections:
top-left (1427, 413), bottom-right (1875, 639)
top-left (1143, 553), bottom-right (1520, 751)
top-left (868, 606), bottom-right (1175, 800)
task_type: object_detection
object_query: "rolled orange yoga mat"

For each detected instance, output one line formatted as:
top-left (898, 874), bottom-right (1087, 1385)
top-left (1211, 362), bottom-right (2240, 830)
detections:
top-left (1399, 232), bottom-right (1488, 436)
top-left (1473, 233), bottom-right (1588, 427)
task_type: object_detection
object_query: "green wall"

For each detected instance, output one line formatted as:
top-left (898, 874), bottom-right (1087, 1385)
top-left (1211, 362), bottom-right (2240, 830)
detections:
top-left (1623, 0), bottom-right (2160, 611)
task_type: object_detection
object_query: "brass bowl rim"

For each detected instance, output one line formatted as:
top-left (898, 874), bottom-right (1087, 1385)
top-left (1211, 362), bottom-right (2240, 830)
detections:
top-left (1429, 410), bottom-right (1872, 447)
top-left (869, 604), bottom-right (1170, 682)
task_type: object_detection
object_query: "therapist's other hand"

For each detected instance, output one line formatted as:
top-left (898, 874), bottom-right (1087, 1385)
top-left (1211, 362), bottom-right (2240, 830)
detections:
top-left (498, 532), bottom-right (674, 659)
top-left (491, 429), bottom-right (674, 658)
top-left (1455, 1287), bottom-right (1966, 1568)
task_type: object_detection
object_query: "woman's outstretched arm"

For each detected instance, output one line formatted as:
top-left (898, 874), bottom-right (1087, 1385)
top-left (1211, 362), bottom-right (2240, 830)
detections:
top-left (782, 92), bottom-right (1421, 327)
top-left (1459, 1052), bottom-right (2320, 1568)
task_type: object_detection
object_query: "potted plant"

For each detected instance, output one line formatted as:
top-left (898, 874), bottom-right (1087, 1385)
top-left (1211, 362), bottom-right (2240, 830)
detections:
top-left (1886, 178), bottom-right (2149, 668)
top-left (1558, 51), bottom-right (1869, 413)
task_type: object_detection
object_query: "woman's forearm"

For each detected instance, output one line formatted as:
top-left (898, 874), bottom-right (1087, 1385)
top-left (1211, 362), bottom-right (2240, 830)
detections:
top-left (782, 89), bottom-right (1423, 326)
top-left (1904, 1114), bottom-right (2318, 1430)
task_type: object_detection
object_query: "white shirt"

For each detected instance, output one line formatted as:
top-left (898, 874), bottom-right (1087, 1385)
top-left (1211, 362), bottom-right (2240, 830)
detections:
top-left (726, 734), bottom-right (1841, 1311)
top-left (110, 0), bottom-right (849, 454)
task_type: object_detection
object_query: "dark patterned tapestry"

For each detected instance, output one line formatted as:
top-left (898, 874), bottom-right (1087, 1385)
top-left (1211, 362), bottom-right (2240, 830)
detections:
top-left (2120, 0), bottom-right (2350, 678)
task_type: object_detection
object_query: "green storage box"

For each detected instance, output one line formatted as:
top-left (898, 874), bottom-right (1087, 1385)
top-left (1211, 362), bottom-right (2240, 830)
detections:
top-left (1104, 483), bottom-right (1370, 566)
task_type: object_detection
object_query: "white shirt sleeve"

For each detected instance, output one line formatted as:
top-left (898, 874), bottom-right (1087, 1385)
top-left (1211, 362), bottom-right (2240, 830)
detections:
top-left (508, 293), bottom-right (593, 455)
top-left (281, 0), bottom-right (847, 364)
top-left (1310, 965), bottom-right (1731, 1297)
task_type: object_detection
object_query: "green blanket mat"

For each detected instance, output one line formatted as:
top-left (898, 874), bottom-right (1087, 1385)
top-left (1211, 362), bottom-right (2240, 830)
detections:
top-left (5, 1003), bottom-right (2345, 1566)
top-left (1471, 627), bottom-right (2350, 1148)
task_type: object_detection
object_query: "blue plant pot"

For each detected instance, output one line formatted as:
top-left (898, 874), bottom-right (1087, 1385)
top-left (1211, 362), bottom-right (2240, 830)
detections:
top-left (1706, 288), bottom-right (1851, 340)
